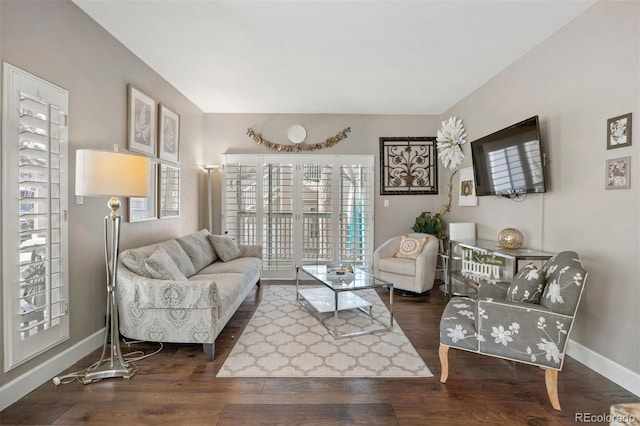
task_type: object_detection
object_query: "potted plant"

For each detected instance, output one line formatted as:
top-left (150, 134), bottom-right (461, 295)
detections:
top-left (412, 211), bottom-right (444, 239)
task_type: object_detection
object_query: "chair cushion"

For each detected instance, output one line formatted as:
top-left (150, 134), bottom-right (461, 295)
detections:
top-left (394, 234), bottom-right (429, 259)
top-left (176, 229), bottom-right (217, 272)
top-left (506, 263), bottom-right (545, 304)
top-left (144, 247), bottom-right (188, 281)
top-left (439, 296), bottom-right (479, 351)
top-left (540, 251), bottom-right (587, 316)
top-left (378, 257), bottom-right (416, 276)
top-left (208, 235), bottom-right (242, 262)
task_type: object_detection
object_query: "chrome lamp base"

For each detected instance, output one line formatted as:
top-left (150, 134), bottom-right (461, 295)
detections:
top-left (82, 199), bottom-right (136, 384)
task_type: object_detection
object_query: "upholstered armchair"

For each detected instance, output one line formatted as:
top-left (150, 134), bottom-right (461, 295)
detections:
top-left (373, 233), bottom-right (440, 294)
top-left (439, 251), bottom-right (588, 410)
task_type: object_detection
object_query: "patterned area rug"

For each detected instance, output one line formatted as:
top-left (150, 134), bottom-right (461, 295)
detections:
top-left (217, 285), bottom-right (433, 378)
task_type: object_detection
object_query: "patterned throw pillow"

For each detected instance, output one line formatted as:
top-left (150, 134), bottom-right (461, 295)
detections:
top-left (506, 263), bottom-right (545, 304)
top-left (207, 235), bottom-right (242, 262)
top-left (144, 247), bottom-right (188, 281)
top-left (393, 235), bottom-right (429, 260)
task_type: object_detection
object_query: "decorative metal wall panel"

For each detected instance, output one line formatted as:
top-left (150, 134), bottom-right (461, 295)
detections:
top-left (380, 137), bottom-right (438, 195)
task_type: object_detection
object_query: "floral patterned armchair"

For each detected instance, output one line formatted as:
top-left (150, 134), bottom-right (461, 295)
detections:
top-left (439, 251), bottom-right (588, 410)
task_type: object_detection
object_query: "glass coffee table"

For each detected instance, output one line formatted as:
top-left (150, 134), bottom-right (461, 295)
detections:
top-left (295, 264), bottom-right (394, 339)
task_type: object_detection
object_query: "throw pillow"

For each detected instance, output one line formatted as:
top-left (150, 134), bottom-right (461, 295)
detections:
top-left (506, 263), bottom-right (545, 304)
top-left (393, 235), bottom-right (429, 260)
top-left (207, 234), bottom-right (242, 262)
top-left (144, 247), bottom-right (188, 281)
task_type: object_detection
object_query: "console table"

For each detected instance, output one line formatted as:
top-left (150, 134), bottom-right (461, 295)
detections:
top-left (445, 239), bottom-right (555, 300)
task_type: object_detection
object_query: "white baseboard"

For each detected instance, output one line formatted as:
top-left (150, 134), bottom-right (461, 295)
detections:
top-left (0, 328), bottom-right (104, 411)
top-left (567, 338), bottom-right (640, 397)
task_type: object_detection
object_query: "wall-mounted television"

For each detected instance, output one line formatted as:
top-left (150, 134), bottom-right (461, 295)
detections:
top-left (471, 116), bottom-right (546, 196)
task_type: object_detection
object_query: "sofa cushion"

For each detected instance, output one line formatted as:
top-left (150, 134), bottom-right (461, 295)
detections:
top-left (158, 239), bottom-right (196, 277)
top-left (377, 256), bottom-right (416, 276)
top-left (189, 273), bottom-right (246, 318)
top-left (208, 235), bottom-right (242, 262)
top-left (144, 247), bottom-right (188, 281)
top-left (176, 229), bottom-right (217, 272)
top-left (120, 244), bottom-right (159, 278)
top-left (198, 257), bottom-right (262, 282)
top-left (394, 234), bottom-right (428, 259)
top-left (506, 263), bottom-right (545, 304)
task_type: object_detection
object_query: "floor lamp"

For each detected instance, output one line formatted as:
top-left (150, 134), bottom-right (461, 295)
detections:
top-left (201, 165), bottom-right (220, 233)
top-left (75, 149), bottom-right (150, 384)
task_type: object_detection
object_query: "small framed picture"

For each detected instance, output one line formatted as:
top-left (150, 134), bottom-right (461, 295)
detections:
top-left (458, 166), bottom-right (477, 207)
top-left (127, 84), bottom-right (156, 156)
top-left (607, 113), bottom-right (632, 149)
top-left (158, 104), bottom-right (180, 163)
top-left (128, 162), bottom-right (158, 222)
top-left (159, 163), bottom-right (180, 218)
top-left (605, 156), bottom-right (631, 190)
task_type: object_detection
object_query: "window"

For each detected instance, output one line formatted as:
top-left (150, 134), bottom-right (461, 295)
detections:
top-left (2, 63), bottom-right (69, 370)
top-left (223, 155), bottom-right (374, 278)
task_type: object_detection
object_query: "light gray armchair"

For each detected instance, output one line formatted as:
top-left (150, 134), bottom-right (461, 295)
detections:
top-left (439, 251), bottom-right (588, 410)
top-left (373, 233), bottom-right (440, 294)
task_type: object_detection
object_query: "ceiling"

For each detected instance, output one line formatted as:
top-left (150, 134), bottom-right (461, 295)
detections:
top-left (72, 0), bottom-right (597, 115)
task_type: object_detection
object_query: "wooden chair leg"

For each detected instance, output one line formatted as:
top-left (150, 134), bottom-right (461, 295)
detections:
top-left (439, 344), bottom-right (449, 383)
top-left (544, 368), bottom-right (561, 411)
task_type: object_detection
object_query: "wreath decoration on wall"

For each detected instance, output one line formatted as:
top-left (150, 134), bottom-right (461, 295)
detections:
top-left (247, 127), bottom-right (351, 152)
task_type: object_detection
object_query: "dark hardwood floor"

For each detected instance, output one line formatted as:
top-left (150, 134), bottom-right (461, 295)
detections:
top-left (2, 281), bottom-right (636, 425)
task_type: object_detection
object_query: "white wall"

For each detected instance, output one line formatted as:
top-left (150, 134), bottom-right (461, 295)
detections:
top-left (441, 0), bottom-right (639, 378)
top-left (0, 0), bottom-right (205, 386)
top-left (203, 114), bottom-right (445, 247)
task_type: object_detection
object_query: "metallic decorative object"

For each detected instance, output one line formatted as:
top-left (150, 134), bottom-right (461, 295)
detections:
top-left (247, 127), bottom-right (350, 152)
top-left (75, 149), bottom-right (150, 384)
top-left (380, 136), bottom-right (438, 195)
top-left (498, 228), bottom-right (524, 249)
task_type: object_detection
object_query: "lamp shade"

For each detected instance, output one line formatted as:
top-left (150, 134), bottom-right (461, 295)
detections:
top-left (449, 222), bottom-right (476, 241)
top-left (75, 149), bottom-right (150, 197)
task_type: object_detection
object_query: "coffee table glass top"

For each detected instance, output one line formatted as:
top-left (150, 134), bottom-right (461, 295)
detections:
top-left (299, 264), bottom-right (393, 291)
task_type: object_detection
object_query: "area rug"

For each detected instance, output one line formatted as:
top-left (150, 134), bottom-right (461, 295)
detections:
top-left (217, 285), bottom-right (433, 378)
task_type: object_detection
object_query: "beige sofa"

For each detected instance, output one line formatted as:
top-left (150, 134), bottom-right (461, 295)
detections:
top-left (116, 229), bottom-right (262, 361)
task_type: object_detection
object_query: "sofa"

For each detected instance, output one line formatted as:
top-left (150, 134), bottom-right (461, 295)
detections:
top-left (116, 229), bottom-right (262, 361)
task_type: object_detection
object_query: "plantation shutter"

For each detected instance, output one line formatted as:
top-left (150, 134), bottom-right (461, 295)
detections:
top-left (223, 154), bottom-right (373, 278)
top-left (3, 63), bottom-right (70, 370)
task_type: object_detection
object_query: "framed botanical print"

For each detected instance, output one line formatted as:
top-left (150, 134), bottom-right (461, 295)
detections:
top-left (158, 104), bottom-right (180, 163)
top-left (127, 84), bottom-right (156, 156)
top-left (159, 163), bottom-right (180, 218)
top-left (128, 161), bottom-right (158, 222)
top-left (605, 156), bottom-right (631, 190)
top-left (607, 113), bottom-right (632, 149)
top-left (379, 136), bottom-right (438, 195)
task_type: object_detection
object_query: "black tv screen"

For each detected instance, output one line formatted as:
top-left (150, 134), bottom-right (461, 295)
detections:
top-left (471, 116), bottom-right (546, 196)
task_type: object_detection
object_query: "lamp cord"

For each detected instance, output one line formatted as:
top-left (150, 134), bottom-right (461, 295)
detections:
top-left (52, 340), bottom-right (163, 385)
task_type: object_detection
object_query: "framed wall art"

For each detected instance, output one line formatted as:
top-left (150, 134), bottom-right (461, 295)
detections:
top-left (159, 163), bottom-right (180, 218)
top-left (127, 84), bottom-right (156, 156)
top-left (458, 166), bottom-right (478, 207)
top-left (605, 156), bottom-right (630, 190)
top-left (607, 113), bottom-right (632, 149)
top-left (379, 136), bottom-right (437, 195)
top-left (128, 161), bottom-right (158, 222)
top-left (158, 104), bottom-right (180, 163)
